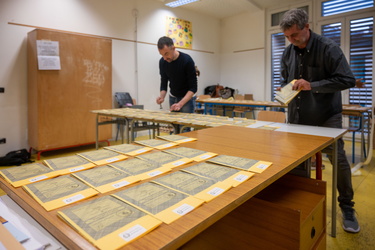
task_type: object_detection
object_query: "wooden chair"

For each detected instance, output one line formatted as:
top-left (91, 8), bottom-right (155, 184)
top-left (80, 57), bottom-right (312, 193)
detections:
top-left (342, 104), bottom-right (365, 163)
top-left (257, 110), bottom-right (286, 123)
top-left (114, 92), bottom-right (157, 142)
top-left (232, 94), bottom-right (255, 118)
top-left (195, 95), bottom-right (211, 114)
top-left (244, 94), bottom-right (255, 118)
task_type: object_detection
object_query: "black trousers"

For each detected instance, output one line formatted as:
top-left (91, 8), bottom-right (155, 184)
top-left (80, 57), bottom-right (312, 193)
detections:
top-left (321, 113), bottom-right (355, 207)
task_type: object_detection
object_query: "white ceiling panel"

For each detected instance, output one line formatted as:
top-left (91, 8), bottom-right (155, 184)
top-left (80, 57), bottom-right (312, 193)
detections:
top-left (159, 0), bottom-right (300, 19)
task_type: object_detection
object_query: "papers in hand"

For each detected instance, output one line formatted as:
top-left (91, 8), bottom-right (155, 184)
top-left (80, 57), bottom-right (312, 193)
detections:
top-left (275, 79), bottom-right (300, 105)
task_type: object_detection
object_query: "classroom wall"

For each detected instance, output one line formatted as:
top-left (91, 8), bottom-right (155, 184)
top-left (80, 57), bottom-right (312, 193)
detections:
top-left (219, 10), bottom-right (266, 100)
top-left (0, 0), bottom-right (267, 156)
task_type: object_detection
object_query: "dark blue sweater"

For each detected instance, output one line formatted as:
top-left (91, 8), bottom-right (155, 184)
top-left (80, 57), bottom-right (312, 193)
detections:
top-left (159, 51), bottom-right (197, 97)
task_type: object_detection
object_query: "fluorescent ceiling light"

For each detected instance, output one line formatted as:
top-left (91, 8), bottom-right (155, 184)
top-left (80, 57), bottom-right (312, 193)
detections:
top-left (165, 0), bottom-right (200, 8)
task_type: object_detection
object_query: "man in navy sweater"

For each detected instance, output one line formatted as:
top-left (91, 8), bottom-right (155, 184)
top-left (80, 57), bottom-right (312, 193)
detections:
top-left (156, 36), bottom-right (197, 112)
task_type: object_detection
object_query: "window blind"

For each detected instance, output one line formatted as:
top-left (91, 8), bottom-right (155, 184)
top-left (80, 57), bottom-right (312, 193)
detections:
top-left (271, 33), bottom-right (286, 100)
top-left (349, 17), bottom-right (373, 107)
top-left (322, 0), bottom-right (374, 16)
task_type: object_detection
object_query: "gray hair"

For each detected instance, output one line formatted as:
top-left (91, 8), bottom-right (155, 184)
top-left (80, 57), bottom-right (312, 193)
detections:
top-left (157, 36), bottom-right (174, 50)
top-left (279, 9), bottom-right (308, 31)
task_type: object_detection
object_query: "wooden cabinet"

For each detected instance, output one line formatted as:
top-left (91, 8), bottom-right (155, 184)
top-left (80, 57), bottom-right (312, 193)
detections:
top-left (27, 29), bottom-right (112, 151)
top-left (181, 174), bottom-right (326, 250)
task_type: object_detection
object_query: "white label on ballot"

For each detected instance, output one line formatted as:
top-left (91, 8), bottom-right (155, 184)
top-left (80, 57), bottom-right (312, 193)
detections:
top-left (119, 224), bottom-right (146, 242)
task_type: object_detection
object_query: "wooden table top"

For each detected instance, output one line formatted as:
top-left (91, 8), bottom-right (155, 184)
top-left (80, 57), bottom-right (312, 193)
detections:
top-left (0, 126), bottom-right (333, 250)
top-left (342, 104), bottom-right (372, 116)
top-left (196, 98), bottom-right (287, 108)
top-left (196, 99), bottom-right (371, 115)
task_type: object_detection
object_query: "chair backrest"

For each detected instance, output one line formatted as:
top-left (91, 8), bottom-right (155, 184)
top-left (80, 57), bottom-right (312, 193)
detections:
top-left (257, 110), bottom-right (286, 123)
top-left (244, 94), bottom-right (253, 101)
top-left (197, 94), bottom-right (211, 100)
top-left (234, 94), bottom-right (244, 100)
top-left (115, 92), bottom-right (133, 108)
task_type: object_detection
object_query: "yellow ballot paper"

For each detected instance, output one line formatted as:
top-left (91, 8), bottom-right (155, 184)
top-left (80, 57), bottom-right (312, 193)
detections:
top-left (0, 163), bottom-right (58, 187)
top-left (57, 196), bottom-right (162, 249)
top-left (134, 139), bottom-right (177, 150)
top-left (163, 147), bottom-right (218, 162)
top-left (77, 149), bottom-right (127, 166)
top-left (157, 134), bottom-right (197, 144)
top-left (104, 144), bottom-right (153, 156)
top-left (136, 151), bottom-right (193, 169)
top-left (274, 79), bottom-right (300, 105)
top-left (207, 155), bottom-right (273, 174)
top-left (182, 162), bottom-right (255, 187)
top-left (257, 125), bottom-right (280, 130)
top-left (44, 155), bottom-right (96, 175)
top-left (113, 182), bottom-right (204, 224)
top-left (72, 165), bottom-right (139, 193)
top-left (110, 158), bottom-right (171, 180)
top-left (23, 175), bottom-right (99, 211)
top-left (153, 171), bottom-right (231, 202)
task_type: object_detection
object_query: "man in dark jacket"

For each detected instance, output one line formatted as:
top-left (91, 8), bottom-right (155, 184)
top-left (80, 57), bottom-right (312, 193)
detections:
top-left (279, 8), bottom-right (359, 233)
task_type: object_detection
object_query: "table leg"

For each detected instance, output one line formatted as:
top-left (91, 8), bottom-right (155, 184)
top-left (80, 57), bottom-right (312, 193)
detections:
top-left (152, 123), bottom-right (156, 138)
top-left (331, 140), bottom-right (338, 237)
top-left (120, 119), bottom-right (124, 144)
top-left (360, 114), bottom-right (365, 161)
top-left (95, 114), bottom-right (99, 150)
top-left (130, 119), bottom-right (136, 143)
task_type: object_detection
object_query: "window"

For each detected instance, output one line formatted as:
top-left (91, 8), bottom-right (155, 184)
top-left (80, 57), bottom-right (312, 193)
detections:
top-left (321, 17), bottom-right (373, 131)
top-left (321, 22), bottom-right (341, 45)
top-left (271, 6), bottom-right (309, 27)
top-left (349, 17), bottom-right (373, 106)
top-left (271, 33), bottom-right (286, 99)
top-left (322, 0), bottom-right (374, 17)
top-left (269, 1), bottom-right (373, 109)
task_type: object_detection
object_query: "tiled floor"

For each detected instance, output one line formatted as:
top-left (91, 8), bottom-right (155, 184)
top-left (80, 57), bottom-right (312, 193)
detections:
top-left (322, 143), bottom-right (375, 249)
top-left (0, 138), bottom-right (374, 249)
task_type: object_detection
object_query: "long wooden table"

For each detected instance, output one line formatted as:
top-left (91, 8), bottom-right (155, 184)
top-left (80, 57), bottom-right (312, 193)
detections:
top-left (196, 98), bottom-right (286, 115)
top-left (0, 126), bottom-right (336, 249)
top-left (93, 108), bottom-right (258, 147)
top-left (197, 99), bottom-right (371, 162)
top-left (93, 108), bottom-right (348, 237)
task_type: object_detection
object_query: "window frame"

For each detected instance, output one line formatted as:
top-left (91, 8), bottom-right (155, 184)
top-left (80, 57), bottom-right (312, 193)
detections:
top-left (266, 0), bottom-right (374, 104)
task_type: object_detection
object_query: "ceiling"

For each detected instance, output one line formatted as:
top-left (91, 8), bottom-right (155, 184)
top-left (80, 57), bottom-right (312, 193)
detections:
top-left (159, 0), bottom-right (301, 19)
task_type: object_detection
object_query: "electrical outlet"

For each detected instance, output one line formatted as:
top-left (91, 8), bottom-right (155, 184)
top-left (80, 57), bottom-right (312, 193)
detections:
top-left (0, 138), bottom-right (5, 144)
top-left (0, 87), bottom-right (4, 93)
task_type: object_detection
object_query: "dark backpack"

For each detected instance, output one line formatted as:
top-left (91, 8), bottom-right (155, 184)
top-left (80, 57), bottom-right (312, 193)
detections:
top-left (0, 149), bottom-right (33, 166)
top-left (219, 87), bottom-right (235, 99)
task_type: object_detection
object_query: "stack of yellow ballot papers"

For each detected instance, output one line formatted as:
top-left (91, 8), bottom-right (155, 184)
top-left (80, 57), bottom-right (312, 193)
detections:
top-left (22, 175), bottom-right (99, 211)
top-left (109, 158), bottom-right (171, 180)
top-left (57, 195), bottom-right (162, 249)
top-left (0, 163), bottom-right (59, 187)
top-left (104, 144), bottom-right (153, 156)
top-left (44, 155), bottom-right (96, 175)
top-left (77, 149), bottom-right (127, 165)
top-left (163, 146), bottom-right (217, 162)
top-left (152, 170), bottom-right (231, 202)
top-left (182, 162), bottom-right (254, 188)
top-left (207, 155), bottom-right (272, 174)
top-left (73, 165), bottom-right (139, 193)
top-left (274, 79), bottom-right (300, 105)
top-left (113, 182), bottom-right (204, 224)
top-left (134, 139), bottom-right (177, 150)
top-left (136, 151), bottom-right (193, 169)
top-left (156, 134), bottom-right (197, 144)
